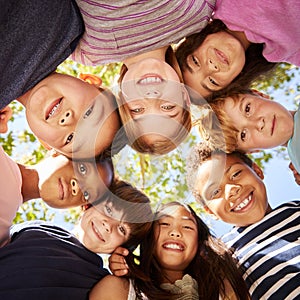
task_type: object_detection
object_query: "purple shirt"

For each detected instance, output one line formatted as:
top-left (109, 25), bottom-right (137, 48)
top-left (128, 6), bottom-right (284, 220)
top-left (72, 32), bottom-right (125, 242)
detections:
top-left (214, 0), bottom-right (300, 66)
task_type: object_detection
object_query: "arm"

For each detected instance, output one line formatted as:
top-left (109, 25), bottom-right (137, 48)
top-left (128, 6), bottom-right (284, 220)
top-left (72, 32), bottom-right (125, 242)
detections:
top-left (108, 246), bottom-right (129, 276)
top-left (220, 279), bottom-right (250, 300)
top-left (0, 106), bottom-right (12, 133)
top-left (289, 162), bottom-right (300, 185)
top-left (89, 275), bottom-right (129, 300)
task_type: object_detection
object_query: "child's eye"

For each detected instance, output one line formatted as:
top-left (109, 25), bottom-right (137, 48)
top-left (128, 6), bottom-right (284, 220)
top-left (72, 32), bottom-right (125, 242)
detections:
top-left (161, 104), bottom-right (175, 111)
top-left (83, 191), bottom-right (90, 201)
top-left (65, 132), bottom-right (74, 145)
top-left (159, 222), bottom-right (169, 227)
top-left (105, 204), bottom-right (113, 216)
top-left (245, 103), bottom-right (251, 115)
top-left (231, 170), bottom-right (242, 180)
top-left (83, 105), bottom-right (94, 119)
top-left (191, 55), bottom-right (200, 67)
top-left (209, 77), bottom-right (218, 86)
top-left (183, 225), bottom-right (193, 230)
top-left (130, 108), bottom-right (144, 114)
top-left (78, 163), bottom-right (87, 175)
top-left (241, 129), bottom-right (247, 142)
top-left (211, 188), bottom-right (221, 198)
top-left (118, 225), bottom-right (126, 236)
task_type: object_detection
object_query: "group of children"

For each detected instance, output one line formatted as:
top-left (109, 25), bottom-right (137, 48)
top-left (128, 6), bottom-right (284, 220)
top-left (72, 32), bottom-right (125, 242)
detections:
top-left (1, 0), bottom-right (300, 299)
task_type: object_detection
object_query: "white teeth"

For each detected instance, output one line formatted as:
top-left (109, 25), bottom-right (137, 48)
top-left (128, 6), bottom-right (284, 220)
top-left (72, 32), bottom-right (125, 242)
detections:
top-left (47, 99), bottom-right (62, 119)
top-left (234, 194), bottom-right (252, 211)
top-left (139, 77), bottom-right (162, 84)
top-left (164, 243), bottom-right (183, 250)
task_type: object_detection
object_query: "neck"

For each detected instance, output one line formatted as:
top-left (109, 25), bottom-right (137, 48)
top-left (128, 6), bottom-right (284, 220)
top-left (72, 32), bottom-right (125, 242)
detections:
top-left (228, 30), bottom-right (251, 50)
top-left (18, 164), bottom-right (40, 202)
top-left (123, 46), bottom-right (168, 67)
top-left (282, 110), bottom-right (296, 146)
top-left (161, 269), bottom-right (184, 284)
top-left (16, 89), bottom-right (31, 107)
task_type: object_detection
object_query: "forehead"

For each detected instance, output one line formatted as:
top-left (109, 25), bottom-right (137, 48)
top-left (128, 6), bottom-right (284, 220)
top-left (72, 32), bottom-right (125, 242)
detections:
top-left (195, 154), bottom-right (241, 193)
top-left (159, 206), bottom-right (196, 223)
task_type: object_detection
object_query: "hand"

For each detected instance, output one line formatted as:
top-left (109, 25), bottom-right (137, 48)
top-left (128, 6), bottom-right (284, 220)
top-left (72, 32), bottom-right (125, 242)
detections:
top-left (289, 162), bottom-right (300, 185)
top-left (108, 246), bottom-right (129, 276)
top-left (161, 274), bottom-right (199, 300)
top-left (0, 106), bottom-right (12, 133)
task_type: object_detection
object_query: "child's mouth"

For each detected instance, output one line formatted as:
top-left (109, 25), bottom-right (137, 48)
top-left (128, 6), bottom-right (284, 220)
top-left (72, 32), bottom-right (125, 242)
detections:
top-left (232, 192), bottom-right (253, 212)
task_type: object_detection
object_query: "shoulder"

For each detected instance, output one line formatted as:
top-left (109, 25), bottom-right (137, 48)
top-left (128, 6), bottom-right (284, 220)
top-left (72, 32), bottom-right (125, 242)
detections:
top-left (89, 275), bottom-right (129, 300)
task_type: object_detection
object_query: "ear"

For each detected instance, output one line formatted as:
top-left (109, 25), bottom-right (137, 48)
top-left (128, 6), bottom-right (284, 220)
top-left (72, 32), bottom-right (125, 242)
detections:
top-left (252, 162), bottom-right (264, 180)
top-left (79, 73), bottom-right (102, 87)
top-left (182, 86), bottom-right (191, 107)
top-left (203, 205), bottom-right (219, 220)
top-left (251, 89), bottom-right (270, 100)
top-left (38, 138), bottom-right (52, 150)
top-left (247, 149), bottom-right (261, 154)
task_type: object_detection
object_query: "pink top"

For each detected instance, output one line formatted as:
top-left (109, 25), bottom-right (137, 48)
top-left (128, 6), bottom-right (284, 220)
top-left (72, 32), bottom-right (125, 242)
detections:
top-left (214, 0), bottom-right (300, 66)
top-left (0, 146), bottom-right (23, 247)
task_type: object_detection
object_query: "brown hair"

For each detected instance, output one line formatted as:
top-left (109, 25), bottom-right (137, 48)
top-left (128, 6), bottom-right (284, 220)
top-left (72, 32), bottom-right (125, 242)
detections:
top-left (89, 177), bottom-right (153, 251)
top-left (117, 47), bottom-right (192, 155)
top-left (186, 142), bottom-right (253, 205)
top-left (176, 19), bottom-right (277, 100)
top-left (126, 202), bottom-right (250, 299)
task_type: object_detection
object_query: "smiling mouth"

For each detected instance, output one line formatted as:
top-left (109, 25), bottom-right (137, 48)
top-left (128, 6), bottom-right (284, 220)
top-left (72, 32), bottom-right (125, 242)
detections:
top-left (137, 75), bottom-right (163, 85)
top-left (92, 222), bottom-right (105, 242)
top-left (58, 178), bottom-right (64, 200)
top-left (45, 98), bottom-right (62, 120)
top-left (163, 242), bottom-right (184, 251)
top-left (271, 115), bottom-right (276, 135)
top-left (232, 192), bottom-right (253, 212)
top-left (215, 48), bottom-right (229, 65)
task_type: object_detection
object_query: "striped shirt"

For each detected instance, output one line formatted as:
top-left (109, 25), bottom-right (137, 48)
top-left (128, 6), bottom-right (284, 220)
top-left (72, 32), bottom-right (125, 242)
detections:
top-left (71, 0), bottom-right (215, 65)
top-left (222, 201), bottom-right (300, 300)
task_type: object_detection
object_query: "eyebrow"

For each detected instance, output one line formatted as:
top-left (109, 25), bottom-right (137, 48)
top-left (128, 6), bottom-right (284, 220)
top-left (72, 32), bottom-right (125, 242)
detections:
top-left (238, 96), bottom-right (246, 113)
top-left (181, 216), bottom-right (196, 223)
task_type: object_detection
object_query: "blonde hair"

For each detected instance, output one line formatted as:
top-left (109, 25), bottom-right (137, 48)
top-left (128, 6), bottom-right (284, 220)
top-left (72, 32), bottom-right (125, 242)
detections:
top-left (194, 100), bottom-right (239, 153)
top-left (117, 56), bottom-right (192, 155)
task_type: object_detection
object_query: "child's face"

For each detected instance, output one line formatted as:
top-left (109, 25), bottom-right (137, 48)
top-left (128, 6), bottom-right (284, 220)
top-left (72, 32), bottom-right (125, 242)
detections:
top-left (121, 59), bottom-right (189, 141)
top-left (154, 206), bottom-right (198, 274)
top-left (79, 201), bottom-right (131, 253)
top-left (183, 31), bottom-right (245, 98)
top-left (24, 73), bottom-right (120, 159)
top-left (38, 155), bottom-right (112, 209)
top-left (194, 154), bottom-right (269, 227)
top-left (222, 93), bottom-right (294, 152)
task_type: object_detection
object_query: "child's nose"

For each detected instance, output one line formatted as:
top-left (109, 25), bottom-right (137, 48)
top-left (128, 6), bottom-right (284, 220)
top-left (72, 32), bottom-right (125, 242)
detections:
top-left (256, 117), bottom-right (265, 131)
top-left (70, 179), bottom-right (80, 196)
top-left (208, 58), bottom-right (219, 71)
top-left (59, 110), bottom-right (73, 125)
top-left (168, 228), bottom-right (181, 238)
top-left (226, 184), bottom-right (241, 200)
top-left (102, 220), bottom-right (112, 233)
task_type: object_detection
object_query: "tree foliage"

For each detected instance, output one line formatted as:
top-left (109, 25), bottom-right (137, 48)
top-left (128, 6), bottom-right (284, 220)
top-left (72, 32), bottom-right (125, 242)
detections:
top-left (2, 60), bottom-right (299, 227)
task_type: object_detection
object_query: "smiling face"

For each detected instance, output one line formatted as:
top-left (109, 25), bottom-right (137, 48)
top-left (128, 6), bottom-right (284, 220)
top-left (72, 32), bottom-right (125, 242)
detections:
top-left (37, 155), bottom-right (113, 209)
top-left (183, 32), bottom-right (245, 98)
top-left (120, 58), bottom-right (190, 146)
top-left (222, 93), bottom-right (294, 152)
top-left (79, 200), bottom-right (131, 253)
top-left (194, 153), bottom-right (270, 227)
top-left (23, 73), bottom-right (120, 159)
top-left (153, 206), bottom-right (198, 278)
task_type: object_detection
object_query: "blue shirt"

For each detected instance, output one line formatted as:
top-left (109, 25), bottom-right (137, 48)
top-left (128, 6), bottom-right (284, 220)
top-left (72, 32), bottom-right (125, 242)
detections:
top-left (288, 107), bottom-right (300, 173)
